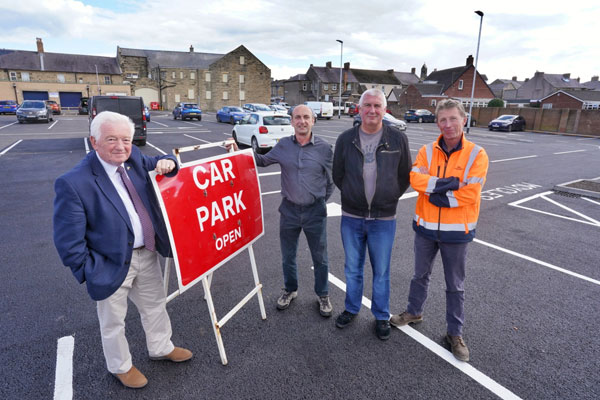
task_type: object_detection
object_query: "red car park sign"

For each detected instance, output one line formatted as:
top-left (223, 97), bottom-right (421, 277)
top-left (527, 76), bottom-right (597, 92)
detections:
top-left (151, 149), bottom-right (264, 293)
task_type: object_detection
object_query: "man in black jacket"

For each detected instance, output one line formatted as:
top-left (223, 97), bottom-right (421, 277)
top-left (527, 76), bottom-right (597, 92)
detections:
top-left (332, 89), bottom-right (411, 340)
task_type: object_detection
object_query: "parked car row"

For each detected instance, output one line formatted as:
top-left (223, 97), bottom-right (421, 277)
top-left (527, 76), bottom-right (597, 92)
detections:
top-left (16, 100), bottom-right (54, 123)
top-left (488, 115), bottom-right (526, 132)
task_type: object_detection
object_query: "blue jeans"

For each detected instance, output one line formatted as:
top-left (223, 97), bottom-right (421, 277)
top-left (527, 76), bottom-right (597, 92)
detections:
top-left (340, 216), bottom-right (396, 320)
top-left (279, 198), bottom-right (329, 296)
top-left (407, 232), bottom-right (468, 336)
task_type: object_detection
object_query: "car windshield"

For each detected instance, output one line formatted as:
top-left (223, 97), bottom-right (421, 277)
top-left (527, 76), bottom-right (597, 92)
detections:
top-left (254, 104), bottom-right (271, 111)
top-left (0, 101), bottom-right (15, 105)
top-left (229, 107), bottom-right (243, 112)
top-left (183, 104), bottom-right (198, 109)
top-left (498, 115), bottom-right (515, 120)
top-left (263, 115), bottom-right (291, 125)
top-left (21, 101), bottom-right (44, 108)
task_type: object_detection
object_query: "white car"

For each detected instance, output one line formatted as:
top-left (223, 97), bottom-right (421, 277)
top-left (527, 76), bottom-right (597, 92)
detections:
top-left (232, 112), bottom-right (293, 154)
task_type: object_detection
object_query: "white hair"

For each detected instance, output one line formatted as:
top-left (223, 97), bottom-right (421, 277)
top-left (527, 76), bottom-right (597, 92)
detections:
top-left (359, 88), bottom-right (387, 108)
top-left (90, 111), bottom-right (134, 140)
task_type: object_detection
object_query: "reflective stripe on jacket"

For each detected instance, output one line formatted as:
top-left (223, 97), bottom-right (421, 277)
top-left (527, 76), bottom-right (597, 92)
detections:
top-left (411, 134), bottom-right (489, 243)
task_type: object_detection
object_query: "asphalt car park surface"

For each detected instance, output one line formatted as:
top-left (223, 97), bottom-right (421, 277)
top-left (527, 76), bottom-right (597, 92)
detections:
top-left (1, 112), bottom-right (599, 399)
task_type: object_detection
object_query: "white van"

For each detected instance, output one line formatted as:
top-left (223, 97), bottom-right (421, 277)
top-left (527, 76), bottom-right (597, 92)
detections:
top-left (304, 101), bottom-right (334, 119)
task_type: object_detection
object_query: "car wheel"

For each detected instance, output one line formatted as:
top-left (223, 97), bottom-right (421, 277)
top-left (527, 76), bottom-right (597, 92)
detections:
top-left (418, 117), bottom-right (423, 123)
top-left (488, 127), bottom-right (493, 131)
top-left (508, 125), bottom-right (512, 132)
top-left (353, 121), bottom-right (360, 127)
top-left (251, 137), bottom-right (262, 154)
top-left (135, 138), bottom-right (147, 146)
top-left (173, 114), bottom-right (177, 120)
top-left (198, 116), bottom-right (201, 121)
top-left (18, 120), bottom-right (23, 124)
top-left (232, 131), bottom-right (239, 145)
top-left (230, 117), bottom-right (235, 124)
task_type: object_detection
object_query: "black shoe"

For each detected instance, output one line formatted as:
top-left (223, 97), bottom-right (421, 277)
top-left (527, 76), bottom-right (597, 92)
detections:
top-left (375, 320), bottom-right (391, 340)
top-left (335, 310), bottom-right (356, 329)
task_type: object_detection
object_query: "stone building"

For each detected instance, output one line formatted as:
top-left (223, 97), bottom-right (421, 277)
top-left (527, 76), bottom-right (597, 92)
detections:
top-left (117, 45), bottom-right (270, 111)
top-left (0, 38), bottom-right (128, 108)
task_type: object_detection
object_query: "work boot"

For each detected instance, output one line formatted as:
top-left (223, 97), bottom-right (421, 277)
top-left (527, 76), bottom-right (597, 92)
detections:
top-left (375, 320), bottom-right (391, 340)
top-left (276, 290), bottom-right (297, 310)
top-left (318, 295), bottom-right (333, 317)
top-left (389, 311), bottom-right (423, 327)
top-left (446, 334), bottom-right (470, 362)
top-left (335, 310), bottom-right (356, 328)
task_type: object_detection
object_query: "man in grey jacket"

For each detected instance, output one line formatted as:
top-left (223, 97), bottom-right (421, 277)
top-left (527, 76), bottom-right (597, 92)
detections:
top-left (332, 89), bottom-right (411, 340)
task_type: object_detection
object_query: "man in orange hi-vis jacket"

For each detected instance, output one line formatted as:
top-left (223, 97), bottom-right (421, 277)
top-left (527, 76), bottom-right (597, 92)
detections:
top-left (390, 99), bottom-right (489, 362)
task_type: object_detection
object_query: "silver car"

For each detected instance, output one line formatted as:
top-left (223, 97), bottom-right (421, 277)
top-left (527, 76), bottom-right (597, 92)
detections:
top-left (16, 100), bottom-right (53, 123)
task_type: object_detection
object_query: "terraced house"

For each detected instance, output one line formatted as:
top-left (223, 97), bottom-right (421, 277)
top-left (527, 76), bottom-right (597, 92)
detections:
top-left (0, 38), bottom-right (128, 109)
top-left (117, 45), bottom-right (270, 111)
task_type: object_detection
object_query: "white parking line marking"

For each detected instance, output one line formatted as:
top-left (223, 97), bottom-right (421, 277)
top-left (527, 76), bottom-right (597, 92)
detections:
top-left (491, 155), bottom-right (537, 163)
top-left (0, 121), bottom-right (18, 130)
top-left (84, 138), bottom-right (90, 153)
top-left (183, 134), bottom-right (211, 144)
top-left (146, 141), bottom-right (167, 155)
top-left (509, 191), bottom-right (600, 226)
top-left (258, 172), bottom-right (281, 177)
top-left (553, 149), bottom-right (586, 155)
top-left (582, 197), bottom-right (600, 206)
top-left (151, 120), bottom-right (169, 127)
top-left (474, 238), bottom-right (600, 286)
top-left (325, 272), bottom-right (522, 400)
top-left (53, 335), bottom-right (74, 400)
top-left (261, 190), bottom-right (281, 196)
top-left (48, 120), bottom-right (59, 129)
top-left (400, 191), bottom-right (419, 200)
top-left (0, 139), bottom-right (22, 156)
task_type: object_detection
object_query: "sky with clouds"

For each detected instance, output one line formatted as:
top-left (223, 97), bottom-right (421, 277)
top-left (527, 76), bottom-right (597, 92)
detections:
top-left (2, 0), bottom-right (599, 84)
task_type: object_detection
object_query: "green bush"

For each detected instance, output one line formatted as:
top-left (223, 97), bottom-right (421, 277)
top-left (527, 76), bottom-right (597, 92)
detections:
top-left (488, 98), bottom-right (504, 107)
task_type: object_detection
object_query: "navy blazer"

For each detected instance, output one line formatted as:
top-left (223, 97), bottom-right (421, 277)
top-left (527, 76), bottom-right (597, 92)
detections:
top-left (53, 146), bottom-right (178, 301)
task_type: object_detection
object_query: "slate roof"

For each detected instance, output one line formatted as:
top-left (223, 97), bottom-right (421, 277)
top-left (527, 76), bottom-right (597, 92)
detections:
top-left (118, 47), bottom-right (224, 69)
top-left (582, 79), bottom-right (600, 90)
top-left (415, 83), bottom-right (445, 96)
top-left (542, 89), bottom-right (600, 102)
top-left (287, 73), bottom-right (308, 81)
top-left (393, 71), bottom-right (420, 85)
top-left (351, 68), bottom-right (400, 85)
top-left (542, 74), bottom-right (584, 89)
top-left (0, 49), bottom-right (121, 74)
top-left (425, 66), bottom-right (468, 92)
top-left (310, 66), bottom-right (358, 83)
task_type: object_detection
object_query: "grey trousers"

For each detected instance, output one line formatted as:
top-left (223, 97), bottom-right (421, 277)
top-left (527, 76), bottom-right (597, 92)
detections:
top-left (407, 233), bottom-right (469, 336)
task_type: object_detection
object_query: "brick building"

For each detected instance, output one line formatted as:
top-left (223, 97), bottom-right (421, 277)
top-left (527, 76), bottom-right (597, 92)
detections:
top-left (540, 89), bottom-right (600, 110)
top-left (117, 45), bottom-right (270, 111)
top-left (0, 38), bottom-right (128, 109)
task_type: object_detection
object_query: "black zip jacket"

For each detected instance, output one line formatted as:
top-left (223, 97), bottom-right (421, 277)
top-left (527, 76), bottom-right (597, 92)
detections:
top-left (333, 124), bottom-right (412, 218)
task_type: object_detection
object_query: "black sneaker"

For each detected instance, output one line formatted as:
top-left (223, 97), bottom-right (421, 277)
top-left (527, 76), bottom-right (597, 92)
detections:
top-left (375, 320), bottom-right (391, 340)
top-left (335, 310), bottom-right (356, 328)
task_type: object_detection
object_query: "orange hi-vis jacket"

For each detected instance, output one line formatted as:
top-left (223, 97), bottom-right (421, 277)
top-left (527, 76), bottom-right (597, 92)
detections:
top-left (411, 134), bottom-right (489, 243)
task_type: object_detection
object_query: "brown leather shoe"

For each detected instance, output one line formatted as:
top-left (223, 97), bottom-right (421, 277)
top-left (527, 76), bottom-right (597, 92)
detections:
top-left (150, 346), bottom-right (193, 362)
top-left (446, 334), bottom-right (470, 362)
top-left (114, 366), bottom-right (148, 389)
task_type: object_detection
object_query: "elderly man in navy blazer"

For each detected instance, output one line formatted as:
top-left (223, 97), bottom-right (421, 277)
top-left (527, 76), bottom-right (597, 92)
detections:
top-left (53, 111), bottom-right (192, 389)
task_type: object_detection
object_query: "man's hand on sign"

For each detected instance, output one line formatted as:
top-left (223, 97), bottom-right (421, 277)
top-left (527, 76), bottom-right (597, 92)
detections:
top-left (155, 159), bottom-right (177, 175)
top-left (225, 141), bottom-right (239, 152)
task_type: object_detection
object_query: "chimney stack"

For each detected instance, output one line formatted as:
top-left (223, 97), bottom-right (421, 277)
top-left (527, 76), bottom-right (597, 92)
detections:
top-left (466, 55), bottom-right (473, 66)
top-left (326, 61), bottom-right (332, 68)
top-left (411, 67), bottom-right (416, 74)
top-left (189, 45), bottom-right (194, 53)
top-left (387, 69), bottom-right (394, 73)
top-left (562, 73), bottom-right (570, 79)
top-left (344, 62), bottom-right (350, 70)
top-left (592, 76), bottom-right (599, 82)
top-left (512, 76), bottom-right (517, 81)
top-left (36, 38), bottom-right (44, 53)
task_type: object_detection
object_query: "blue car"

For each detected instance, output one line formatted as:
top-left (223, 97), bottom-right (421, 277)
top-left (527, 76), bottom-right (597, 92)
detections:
top-left (144, 105), bottom-right (151, 122)
top-left (0, 100), bottom-right (18, 114)
top-left (216, 106), bottom-right (246, 124)
top-left (173, 102), bottom-right (202, 121)
top-left (404, 109), bottom-right (436, 123)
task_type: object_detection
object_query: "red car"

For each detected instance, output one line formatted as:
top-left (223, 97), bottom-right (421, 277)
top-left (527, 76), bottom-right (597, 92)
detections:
top-left (348, 103), bottom-right (359, 116)
top-left (45, 100), bottom-right (61, 115)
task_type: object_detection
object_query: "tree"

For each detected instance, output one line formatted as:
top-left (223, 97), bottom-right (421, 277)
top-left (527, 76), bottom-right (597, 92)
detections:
top-left (488, 98), bottom-right (504, 107)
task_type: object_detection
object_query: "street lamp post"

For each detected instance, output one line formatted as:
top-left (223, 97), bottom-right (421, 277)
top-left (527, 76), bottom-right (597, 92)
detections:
top-left (336, 39), bottom-right (343, 118)
top-left (467, 10), bottom-right (484, 134)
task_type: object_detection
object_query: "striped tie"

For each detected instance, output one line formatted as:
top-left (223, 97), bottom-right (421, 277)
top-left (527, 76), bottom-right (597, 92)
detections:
top-left (117, 166), bottom-right (156, 251)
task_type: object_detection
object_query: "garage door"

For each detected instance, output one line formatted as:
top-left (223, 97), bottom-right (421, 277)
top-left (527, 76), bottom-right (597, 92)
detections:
top-left (134, 88), bottom-right (159, 106)
top-left (23, 91), bottom-right (49, 101)
top-left (59, 92), bottom-right (82, 108)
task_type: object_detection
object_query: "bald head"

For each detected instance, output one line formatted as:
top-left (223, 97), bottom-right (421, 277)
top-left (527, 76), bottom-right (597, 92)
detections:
top-left (291, 105), bottom-right (315, 143)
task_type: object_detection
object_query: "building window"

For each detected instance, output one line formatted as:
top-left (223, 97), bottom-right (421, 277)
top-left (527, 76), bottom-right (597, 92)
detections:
top-left (240, 56), bottom-right (245, 65)
top-left (324, 84), bottom-right (328, 90)
top-left (458, 80), bottom-right (464, 90)
top-left (206, 91), bottom-right (211, 100)
top-left (332, 84), bottom-right (337, 91)
top-left (126, 73), bottom-right (138, 79)
top-left (104, 76), bottom-right (111, 84)
top-left (172, 72), bottom-right (176, 79)
top-left (240, 90), bottom-right (245, 101)
top-left (175, 94), bottom-right (181, 102)
top-left (180, 72), bottom-right (184, 79)
top-left (148, 72), bottom-right (152, 79)
top-left (21, 72), bottom-right (30, 82)
top-left (57, 74), bottom-right (65, 83)
top-left (382, 86), bottom-right (385, 92)
top-left (431, 99), bottom-right (437, 106)
top-left (222, 73), bottom-right (228, 83)
top-left (78, 77), bottom-right (83, 83)
top-left (239, 74), bottom-right (244, 84)
top-left (190, 72), bottom-right (195, 80)
top-left (347, 83), bottom-right (351, 90)
top-left (205, 72), bottom-right (211, 82)
top-left (302, 83), bottom-right (307, 91)
top-left (542, 103), bottom-right (552, 109)
top-left (223, 91), bottom-right (228, 100)
top-left (9, 71), bottom-right (17, 81)
top-left (160, 71), bottom-right (166, 79)
top-left (188, 89), bottom-right (194, 99)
